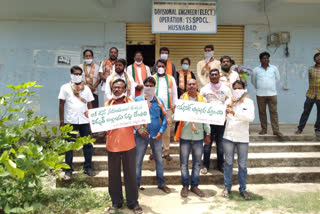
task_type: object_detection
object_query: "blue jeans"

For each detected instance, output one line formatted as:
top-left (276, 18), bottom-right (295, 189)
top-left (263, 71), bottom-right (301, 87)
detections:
top-left (223, 138), bottom-right (248, 193)
top-left (65, 123), bottom-right (93, 172)
top-left (180, 138), bottom-right (203, 188)
top-left (135, 134), bottom-right (165, 187)
top-left (203, 124), bottom-right (225, 169)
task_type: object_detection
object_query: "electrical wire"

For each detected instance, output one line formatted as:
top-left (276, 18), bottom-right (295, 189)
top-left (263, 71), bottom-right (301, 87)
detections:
top-left (264, 0), bottom-right (272, 35)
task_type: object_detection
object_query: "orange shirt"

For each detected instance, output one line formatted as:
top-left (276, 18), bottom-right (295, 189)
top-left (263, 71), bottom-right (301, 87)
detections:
top-left (106, 98), bottom-right (136, 152)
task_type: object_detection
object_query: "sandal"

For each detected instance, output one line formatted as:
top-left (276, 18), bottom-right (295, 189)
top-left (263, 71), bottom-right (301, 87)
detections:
top-left (240, 191), bottom-right (251, 200)
top-left (221, 188), bottom-right (231, 197)
top-left (132, 205), bottom-right (143, 214)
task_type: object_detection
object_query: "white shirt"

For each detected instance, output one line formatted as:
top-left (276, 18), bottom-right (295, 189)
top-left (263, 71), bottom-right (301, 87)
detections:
top-left (58, 83), bottom-right (94, 124)
top-left (79, 63), bottom-right (100, 95)
top-left (105, 72), bottom-right (136, 101)
top-left (127, 63), bottom-right (151, 84)
top-left (251, 64), bottom-right (280, 96)
top-left (219, 70), bottom-right (240, 88)
top-left (223, 98), bottom-right (255, 143)
top-left (99, 63), bottom-right (115, 91)
top-left (200, 83), bottom-right (232, 104)
top-left (157, 75), bottom-right (178, 110)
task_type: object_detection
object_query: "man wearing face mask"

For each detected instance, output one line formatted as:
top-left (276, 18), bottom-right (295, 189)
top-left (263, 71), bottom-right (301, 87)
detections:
top-left (152, 47), bottom-right (177, 83)
top-left (99, 47), bottom-right (118, 102)
top-left (127, 51), bottom-right (151, 97)
top-left (134, 77), bottom-right (171, 193)
top-left (79, 49), bottom-right (101, 108)
top-left (178, 57), bottom-right (196, 98)
top-left (200, 69), bottom-right (232, 174)
top-left (58, 66), bottom-right (95, 180)
top-left (220, 56), bottom-right (240, 88)
top-left (152, 59), bottom-right (178, 161)
top-left (104, 79), bottom-right (143, 214)
top-left (197, 44), bottom-right (221, 86)
top-left (222, 80), bottom-right (255, 200)
top-left (105, 59), bottom-right (135, 102)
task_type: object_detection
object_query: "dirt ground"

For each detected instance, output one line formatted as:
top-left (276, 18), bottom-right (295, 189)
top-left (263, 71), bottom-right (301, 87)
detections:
top-left (92, 183), bottom-right (320, 214)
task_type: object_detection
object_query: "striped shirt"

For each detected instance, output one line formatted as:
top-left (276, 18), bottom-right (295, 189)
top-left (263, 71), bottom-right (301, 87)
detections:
top-left (306, 66), bottom-right (320, 100)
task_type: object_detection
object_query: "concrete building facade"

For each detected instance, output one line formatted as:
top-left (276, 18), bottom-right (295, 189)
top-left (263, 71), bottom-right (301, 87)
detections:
top-left (0, 0), bottom-right (319, 124)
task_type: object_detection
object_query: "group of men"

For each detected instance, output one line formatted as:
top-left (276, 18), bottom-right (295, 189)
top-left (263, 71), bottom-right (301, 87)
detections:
top-left (58, 44), bottom-right (320, 213)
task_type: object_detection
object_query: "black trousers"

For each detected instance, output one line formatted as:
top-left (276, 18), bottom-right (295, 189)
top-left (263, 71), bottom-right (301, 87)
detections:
top-left (297, 96), bottom-right (320, 131)
top-left (203, 124), bottom-right (225, 170)
top-left (92, 94), bottom-right (99, 108)
top-left (108, 147), bottom-right (138, 208)
top-left (65, 123), bottom-right (93, 172)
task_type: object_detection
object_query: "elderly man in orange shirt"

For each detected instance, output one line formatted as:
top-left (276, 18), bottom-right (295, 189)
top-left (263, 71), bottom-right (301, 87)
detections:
top-left (104, 78), bottom-right (142, 214)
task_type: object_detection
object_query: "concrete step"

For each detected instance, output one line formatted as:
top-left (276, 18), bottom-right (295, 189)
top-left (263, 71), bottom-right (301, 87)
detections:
top-left (92, 134), bottom-right (320, 145)
top-left (73, 142), bottom-right (320, 157)
top-left (70, 152), bottom-right (320, 170)
top-left (56, 167), bottom-right (320, 187)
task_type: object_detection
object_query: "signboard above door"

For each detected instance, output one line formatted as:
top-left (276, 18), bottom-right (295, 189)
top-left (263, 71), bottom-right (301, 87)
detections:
top-left (152, 0), bottom-right (217, 34)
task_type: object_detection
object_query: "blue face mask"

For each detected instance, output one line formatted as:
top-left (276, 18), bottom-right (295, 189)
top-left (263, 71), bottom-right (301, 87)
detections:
top-left (182, 64), bottom-right (189, 70)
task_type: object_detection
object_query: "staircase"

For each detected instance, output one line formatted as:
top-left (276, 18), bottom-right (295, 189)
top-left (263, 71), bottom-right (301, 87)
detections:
top-left (56, 125), bottom-right (320, 187)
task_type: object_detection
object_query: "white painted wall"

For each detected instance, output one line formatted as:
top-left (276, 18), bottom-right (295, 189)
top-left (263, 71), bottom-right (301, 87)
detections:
top-left (0, 0), bottom-right (319, 124)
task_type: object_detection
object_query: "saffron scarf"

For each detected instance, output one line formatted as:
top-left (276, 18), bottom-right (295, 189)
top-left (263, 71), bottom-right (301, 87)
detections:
top-left (102, 58), bottom-right (116, 77)
top-left (132, 62), bottom-right (147, 97)
top-left (220, 69), bottom-right (233, 83)
top-left (174, 92), bottom-right (206, 141)
top-left (70, 81), bottom-right (87, 104)
top-left (109, 72), bottom-right (132, 97)
top-left (83, 63), bottom-right (95, 86)
top-left (137, 96), bottom-right (171, 133)
top-left (166, 60), bottom-right (173, 76)
top-left (227, 94), bottom-right (248, 109)
top-left (104, 96), bottom-right (132, 107)
top-left (178, 70), bottom-right (192, 90)
top-left (132, 62), bottom-right (147, 84)
top-left (153, 73), bottom-right (173, 109)
top-left (201, 57), bottom-right (214, 77)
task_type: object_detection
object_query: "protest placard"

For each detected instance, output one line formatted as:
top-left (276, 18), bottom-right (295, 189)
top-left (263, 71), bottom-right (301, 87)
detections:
top-left (88, 101), bottom-right (151, 133)
top-left (174, 99), bottom-right (225, 125)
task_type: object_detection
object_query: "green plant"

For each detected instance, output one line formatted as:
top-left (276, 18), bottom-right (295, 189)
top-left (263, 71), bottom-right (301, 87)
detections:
top-left (34, 183), bottom-right (112, 214)
top-left (0, 82), bottom-right (95, 213)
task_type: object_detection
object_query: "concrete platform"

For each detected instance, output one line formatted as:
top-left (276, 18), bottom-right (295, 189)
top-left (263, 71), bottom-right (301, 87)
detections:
top-left (73, 142), bottom-right (320, 156)
top-left (90, 124), bottom-right (320, 145)
top-left (56, 167), bottom-right (320, 187)
top-left (70, 152), bottom-right (320, 170)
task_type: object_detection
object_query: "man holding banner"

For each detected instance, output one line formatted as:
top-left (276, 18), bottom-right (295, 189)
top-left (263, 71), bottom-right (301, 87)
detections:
top-left (104, 79), bottom-right (142, 214)
top-left (200, 69), bottom-right (232, 174)
top-left (174, 79), bottom-right (211, 198)
top-left (135, 76), bottom-right (171, 193)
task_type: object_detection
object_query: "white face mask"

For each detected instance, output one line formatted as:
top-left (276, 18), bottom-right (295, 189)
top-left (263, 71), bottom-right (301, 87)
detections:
top-left (84, 59), bottom-right (93, 64)
top-left (182, 64), bottom-right (189, 70)
top-left (135, 61), bottom-right (142, 65)
top-left (112, 93), bottom-right (126, 100)
top-left (70, 74), bottom-right (82, 83)
top-left (160, 54), bottom-right (168, 60)
top-left (232, 89), bottom-right (247, 101)
top-left (204, 51), bottom-right (214, 61)
top-left (144, 87), bottom-right (156, 101)
top-left (157, 67), bottom-right (165, 75)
